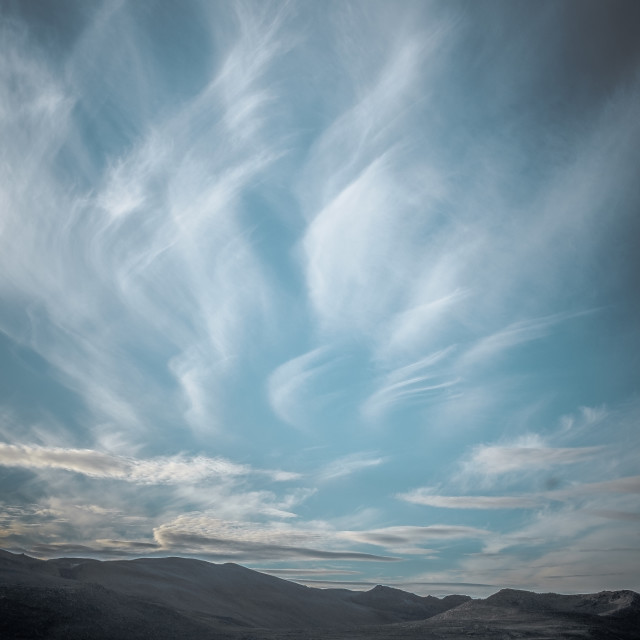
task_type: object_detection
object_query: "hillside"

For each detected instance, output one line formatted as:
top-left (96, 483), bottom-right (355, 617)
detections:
top-left (1, 549), bottom-right (638, 639)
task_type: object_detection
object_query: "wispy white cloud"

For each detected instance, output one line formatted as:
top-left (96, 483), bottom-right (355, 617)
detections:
top-left (398, 488), bottom-right (543, 510)
top-left (267, 347), bottom-right (333, 428)
top-left (470, 506), bottom-right (638, 589)
top-left (302, 156), bottom-right (425, 335)
top-left (153, 515), bottom-right (400, 563)
top-left (341, 524), bottom-right (490, 555)
top-left (0, 443), bottom-right (298, 485)
top-left (404, 500), bottom-right (640, 594)
top-left (457, 312), bottom-right (590, 370)
top-left (150, 516), bottom-right (488, 564)
top-left (395, 409), bottom-right (640, 592)
top-left (0, 443), bottom-right (131, 479)
top-left (297, 9), bottom-right (457, 340)
top-left (0, 0), bottom-right (292, 444)
top-left (460, 435), bottom-right (604, 480)
top-left (550, 475), bottom-right (640, 498)
top-left (0, 495), bottom-right (154, 555)
top-left (398, 475), bottom-right (640, 511)
top-left (362, 347), bottom-right (458, 420)
top-left (381, 289), bottom-right (468, 361)
top-left (556, 405), bottom-right (609, 442)
top-left (317, 452), bottom-right (386, 482)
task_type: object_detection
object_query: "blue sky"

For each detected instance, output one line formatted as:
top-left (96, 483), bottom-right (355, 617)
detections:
top-left (1, 0), bottom-right (639, 596)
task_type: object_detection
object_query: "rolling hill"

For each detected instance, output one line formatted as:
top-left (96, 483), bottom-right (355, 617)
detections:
top-left (1, 549), bottom-right (638, 639)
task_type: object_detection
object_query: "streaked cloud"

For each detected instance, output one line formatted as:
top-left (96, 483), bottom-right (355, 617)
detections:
top-left (153, 516), bottom-right (400, 563)
top-left (317, 452), bottom-right (386, 482)
top-left (154, 531), bottom-right (399, 563)
top-left (0, 443), bottom-right (298, 485)
top-left (398, 489), bottom-right (543, 510)
top-left (461, 435), bottom-right (604, 479)
top-left (341, 524), bottom-right (490, 554)
top-left (399, 474), bottom-right (640, 512)
top-left (267, 347), bottom-right (334, 428)
top-left (551, 475), bottom-right (640, 498)
top-left (457, 312), bottom-right (591, 370)
top-left (362, 347), bottom-right (458, 420)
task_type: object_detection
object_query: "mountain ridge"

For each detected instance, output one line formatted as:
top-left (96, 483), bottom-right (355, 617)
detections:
top-left (1, 549), bottom-right (638, 639)
top-left (0, 549), bottom-right (467, 629)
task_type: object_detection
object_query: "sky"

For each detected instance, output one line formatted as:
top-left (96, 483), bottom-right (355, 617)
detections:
top-left (1, 0), bottom-right (639, 597)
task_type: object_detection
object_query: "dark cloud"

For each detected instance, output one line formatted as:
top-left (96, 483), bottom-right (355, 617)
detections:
top-left (459, 0), bottom-right (640, 110)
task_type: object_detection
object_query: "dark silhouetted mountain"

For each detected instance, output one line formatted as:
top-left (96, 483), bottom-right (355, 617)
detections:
top-left (349, 584), bottom-right (471, 621)
top-left (1, 549), bottom-right (638, 639)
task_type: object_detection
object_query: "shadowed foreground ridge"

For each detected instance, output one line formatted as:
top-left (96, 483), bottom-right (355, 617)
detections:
top-left (1, 550), bottom-right (638, 640)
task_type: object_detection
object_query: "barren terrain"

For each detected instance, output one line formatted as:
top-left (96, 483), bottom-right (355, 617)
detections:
top-left (1, 549), bottom-right (637, 639)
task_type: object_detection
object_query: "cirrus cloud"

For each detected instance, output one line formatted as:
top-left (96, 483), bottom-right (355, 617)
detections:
top-left (0, 443), bottom-right (298, 485)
